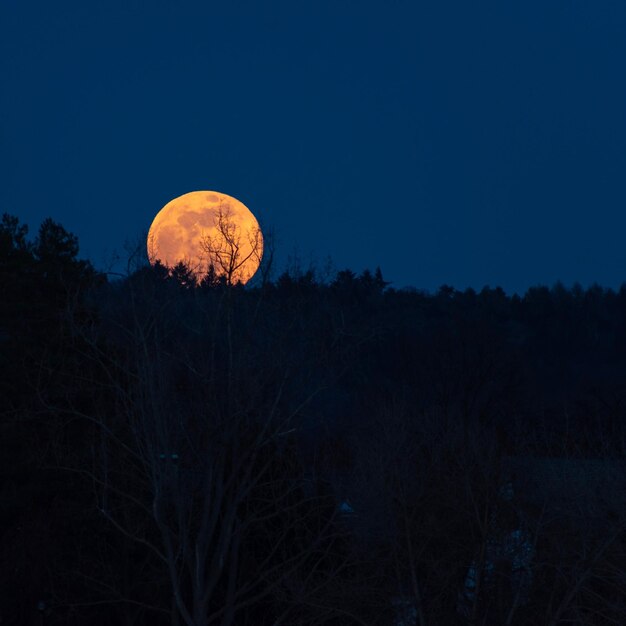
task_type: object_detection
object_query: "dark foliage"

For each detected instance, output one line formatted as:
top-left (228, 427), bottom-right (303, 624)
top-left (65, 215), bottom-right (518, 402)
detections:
top-left (2, 214), bottom-right (626, 625)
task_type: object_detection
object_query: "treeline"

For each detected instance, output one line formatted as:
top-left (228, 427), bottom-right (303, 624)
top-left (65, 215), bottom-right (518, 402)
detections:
top-left (2, 214), bottom-right (626, 625)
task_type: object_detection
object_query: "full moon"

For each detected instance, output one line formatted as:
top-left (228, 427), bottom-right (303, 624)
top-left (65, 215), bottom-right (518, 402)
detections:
top-left (147, 191), bottom-right (263, 285)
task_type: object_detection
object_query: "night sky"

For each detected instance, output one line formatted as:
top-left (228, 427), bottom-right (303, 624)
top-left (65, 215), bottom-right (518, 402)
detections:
top-left (2, 0), bottom-right (625, 294)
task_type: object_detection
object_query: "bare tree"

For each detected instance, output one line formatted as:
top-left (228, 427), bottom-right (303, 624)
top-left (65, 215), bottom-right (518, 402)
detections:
top-left (200, 204), bottom-right (263, 286)
top-left (48, 272), bottom-right (361, 626)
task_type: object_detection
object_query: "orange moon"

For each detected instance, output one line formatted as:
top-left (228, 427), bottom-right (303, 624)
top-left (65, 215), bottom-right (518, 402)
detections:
top-left (147, 191), bottom-right (263, 285)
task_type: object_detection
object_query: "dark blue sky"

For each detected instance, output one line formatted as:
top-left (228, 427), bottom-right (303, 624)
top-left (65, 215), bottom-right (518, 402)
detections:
top-left (2, 0), bottom-right (625, 293)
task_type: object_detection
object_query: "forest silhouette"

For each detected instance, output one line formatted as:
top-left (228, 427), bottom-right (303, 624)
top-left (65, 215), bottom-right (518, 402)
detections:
top-left (2, 213), bottom-right (626, 625)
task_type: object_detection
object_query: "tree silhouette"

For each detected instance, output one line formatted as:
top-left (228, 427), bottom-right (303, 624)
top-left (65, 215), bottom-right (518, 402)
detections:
top-left (5, 214), bottom-right (626, 624)
top-left (200, 204), bottom-right (263, 286)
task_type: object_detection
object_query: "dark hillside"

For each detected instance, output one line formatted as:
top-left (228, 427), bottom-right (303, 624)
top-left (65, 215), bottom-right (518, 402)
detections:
top-left (2, 215), bottom-right (626, 625)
